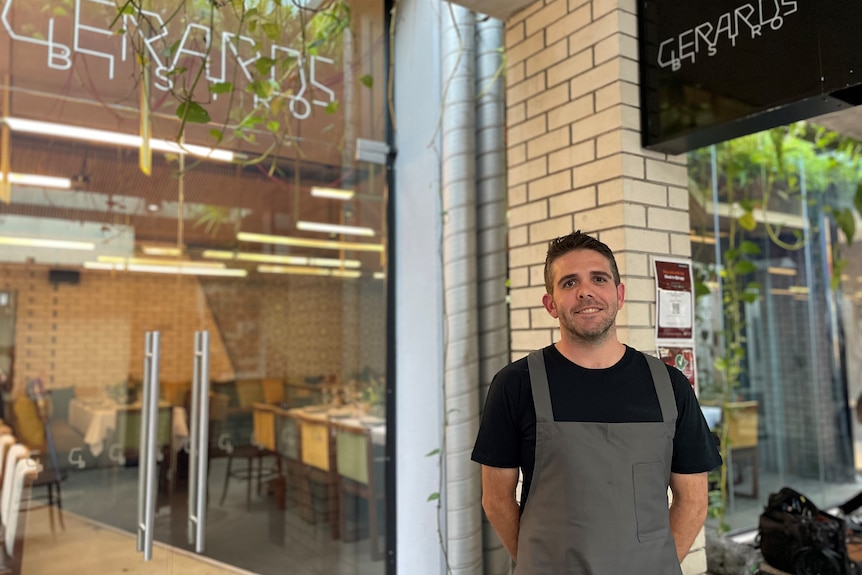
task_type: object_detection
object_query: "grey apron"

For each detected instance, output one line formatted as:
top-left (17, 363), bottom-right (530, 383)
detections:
top-left (515, 350), bottom-right (682, 575)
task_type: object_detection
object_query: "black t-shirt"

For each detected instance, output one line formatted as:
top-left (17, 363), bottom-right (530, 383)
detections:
top-left (471, 345), bottom-right (722, 509)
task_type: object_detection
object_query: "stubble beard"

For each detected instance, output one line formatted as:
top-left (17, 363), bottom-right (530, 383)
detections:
top-left (559, 306), bottom-right (617, 344)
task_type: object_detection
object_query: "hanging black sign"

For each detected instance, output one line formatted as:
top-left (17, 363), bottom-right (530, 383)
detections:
top-left (639, 0), bottom-right (862, 154)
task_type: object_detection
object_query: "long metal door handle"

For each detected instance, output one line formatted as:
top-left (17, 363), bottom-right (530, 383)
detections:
top-left (188, 332), bottom-right (201, 546)
top-left (195, 331), bottom-right (211, 552)
top-left (143, 331), bottom-right (161, 561)
top-left (188, 330), bottom-right (211, 552)
top-left (137, 332), bottom-right (153, 554)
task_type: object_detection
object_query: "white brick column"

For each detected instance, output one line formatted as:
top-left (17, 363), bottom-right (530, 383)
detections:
top-left (505, 0), bottom-right (704, 573)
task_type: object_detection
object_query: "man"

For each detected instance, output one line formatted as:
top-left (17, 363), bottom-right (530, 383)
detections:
top-left (472, 231), bottom-right (721, 574)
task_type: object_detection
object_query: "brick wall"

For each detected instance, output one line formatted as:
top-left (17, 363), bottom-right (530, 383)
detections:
top-left (0, 265), bottom-right (386, 396)
top-left (0, 265), bottom-right (233, 393)
top-left (505, 0), bottom-right (703, 571)
top-left (201, 275), bottom-right (386, 382)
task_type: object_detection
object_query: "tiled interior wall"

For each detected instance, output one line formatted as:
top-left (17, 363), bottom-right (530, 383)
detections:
top-left (201, 275), bottom-right (387, 383)
top-left (0, 265), bottom-right (386, 395)
top-left (0, 265), bottom-right (233, 393)
top-left (504, 0), bottom-right (703, 572)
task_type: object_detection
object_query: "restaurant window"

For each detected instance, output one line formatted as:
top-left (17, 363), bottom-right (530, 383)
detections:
top-left (688, 127), bottom-right (862, 531)
top-left (0, 0), bottom-right (389, 573)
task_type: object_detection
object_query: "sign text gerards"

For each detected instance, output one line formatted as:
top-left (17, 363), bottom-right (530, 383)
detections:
top-left (658, 0), bottom-right (798, 71)
top-left (0, 0), bottom-right (336, 120)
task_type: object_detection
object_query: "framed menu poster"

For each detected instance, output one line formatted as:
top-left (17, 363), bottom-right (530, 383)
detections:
top-left (653, 257), bottom-right (694, 341)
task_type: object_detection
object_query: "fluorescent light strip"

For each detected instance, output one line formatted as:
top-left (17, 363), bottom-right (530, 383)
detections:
top-left (0, 236), bottom-right (94, 250)
top-left (297, 221), bottom-right (375, 237)
top-left (257, 265), bottom-right (361, 278)
top-left (0, 172), bottom-right (72, 189)
top-left (128, 264), bottom-right (246, 277)
top-left (3, 117), bottom-right (234, 162)
top-left (141, 246), bottom-right (182, 257)
top-left (85, 261), bottom-right (245, 277)
top-left (84, 262), bottom-right (122, 271)
top-left (373, 272), bottom-right (386, 280)
top-left (203, 250), bottom-right (361, 268)
top-left (98, 256), bottom-right (226, 269)
top-left (237, 232), bottom-right (385, 252)
top-left (311, 186), bottom-right (355, 200)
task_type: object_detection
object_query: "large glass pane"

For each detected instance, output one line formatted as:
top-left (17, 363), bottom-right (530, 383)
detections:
top-left (0, 0), bottom-right (389, 573)
top-left (689, 130), bottom-right (860, 532)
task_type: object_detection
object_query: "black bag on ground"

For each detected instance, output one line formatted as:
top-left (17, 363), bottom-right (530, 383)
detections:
top-left (759, 487), bottom-right (850, 575)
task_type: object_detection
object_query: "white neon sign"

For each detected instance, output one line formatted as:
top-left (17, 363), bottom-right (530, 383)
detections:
top-left (657, 0), bottom-right (798, 72)
top-left (1, 0), bottom-right (337, 119)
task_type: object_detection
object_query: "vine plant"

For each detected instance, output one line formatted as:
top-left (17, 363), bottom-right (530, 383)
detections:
top-left (108, 0), bottom-right (358, 172)
top-left (689, 124), bottom-right (862, 531)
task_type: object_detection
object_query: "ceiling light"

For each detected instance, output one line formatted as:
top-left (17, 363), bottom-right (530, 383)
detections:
top-left (257, 265), bottom-right (361, 278)
top-left (767, 267), bottom-right (797, 276)
top-left (788, 286), bottom-right (809, 294)
top-left (147, 204), bottom-right (160, 212)
top-left (0, 172), bottom-right (72, 189)
top-left (237, 232), bottom-right (385, 252)
top-left (203, 250), bottom-right (361, 268)
top-left (297, 221), bottom-right (375, 237)
top-left (97, 255), bottom-right (226, 269)
top-left (373, 272), bottom-right (386, 280)
top-left (0, 236), bottom-right (95, 250)
top-left (141, 246), bottom-right (181, 256)
top-left (84, 262), bottom-right (122, 271)
top-left (85, 261), bottom-right (245, 277)
top-left (311, 186), bottom-right (355, 200)
top-left (2, 117), bottom-right (234, 162)
top-left (128, 264), bottom-right (246, 277)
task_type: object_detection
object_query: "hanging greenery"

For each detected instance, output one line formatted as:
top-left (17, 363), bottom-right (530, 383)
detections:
top-left (688, 123), bottom-right (862, 531)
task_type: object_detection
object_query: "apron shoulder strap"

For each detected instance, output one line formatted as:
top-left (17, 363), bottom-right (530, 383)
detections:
top-left (527, 350), bottom-right (554, 423)
top-left (643, 353), bottom-right (678, 424)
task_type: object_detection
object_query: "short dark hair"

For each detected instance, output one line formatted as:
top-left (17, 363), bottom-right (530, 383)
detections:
top-left (544, 230), bottom-right (620, 293)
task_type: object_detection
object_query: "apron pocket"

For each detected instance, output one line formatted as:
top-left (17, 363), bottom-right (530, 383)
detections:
top-left (632, 461), bottom-right (669, 542)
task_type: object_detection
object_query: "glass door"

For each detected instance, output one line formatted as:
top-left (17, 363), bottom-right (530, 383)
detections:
top-left (0, 0), bottom-right (390, 572)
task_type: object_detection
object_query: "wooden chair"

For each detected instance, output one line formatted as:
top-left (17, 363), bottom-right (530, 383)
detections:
top-left (334, 422), bottom-right (385, 560)
top-left (727, 401), bottom-right (759, 499)
top-left (290, 410), bottom-right (339, 540)
top-left (218, 401), bottom-right (280, 508)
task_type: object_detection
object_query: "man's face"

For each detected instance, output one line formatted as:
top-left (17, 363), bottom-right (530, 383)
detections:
top-left (541, 249), bottom-right (625, 343)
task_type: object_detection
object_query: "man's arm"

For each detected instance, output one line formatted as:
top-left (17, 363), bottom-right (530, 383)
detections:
top-left (668, 471), bottom-right (708, 562)
top-left (481, 465), bottom-right (520, 561)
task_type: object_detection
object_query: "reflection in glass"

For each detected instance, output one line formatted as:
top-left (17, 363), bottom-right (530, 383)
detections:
top-left (689, 131), bottom-right (860, 532)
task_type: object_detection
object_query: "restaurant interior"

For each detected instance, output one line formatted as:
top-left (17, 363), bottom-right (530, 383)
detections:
top-left (0, 0), bottom-right (391, 573)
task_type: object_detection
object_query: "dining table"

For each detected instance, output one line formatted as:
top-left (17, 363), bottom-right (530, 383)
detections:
top-left (68, 398), bottom-right (187, 458)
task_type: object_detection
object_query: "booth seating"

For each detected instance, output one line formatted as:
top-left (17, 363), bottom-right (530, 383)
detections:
top-left (0, 434), bottom-right (43, 575)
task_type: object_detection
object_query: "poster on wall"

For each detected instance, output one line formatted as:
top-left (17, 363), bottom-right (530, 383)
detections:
top-left (653, 257), bottom-right (694, 341)
top-left (658, 344), bottom-right (697, 394)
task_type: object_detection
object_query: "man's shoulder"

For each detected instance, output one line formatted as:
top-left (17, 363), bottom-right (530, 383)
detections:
top-left (494, 353), bottom-right (531, 382)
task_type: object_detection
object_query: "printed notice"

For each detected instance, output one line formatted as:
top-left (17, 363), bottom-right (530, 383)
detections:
top-left (653, 258), bottom-right (694, 340)
top-left (658, 345), bottom-right (697, 393)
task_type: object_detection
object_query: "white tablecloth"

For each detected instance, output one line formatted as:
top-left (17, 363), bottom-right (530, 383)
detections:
top-left (68, 399), bottom-right (118, 457)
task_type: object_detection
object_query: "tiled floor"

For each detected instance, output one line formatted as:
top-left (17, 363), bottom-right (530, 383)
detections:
top-left (21, 457), bottom-right (386, 575)
top-left (21, 505), bottom-right (252, 574)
